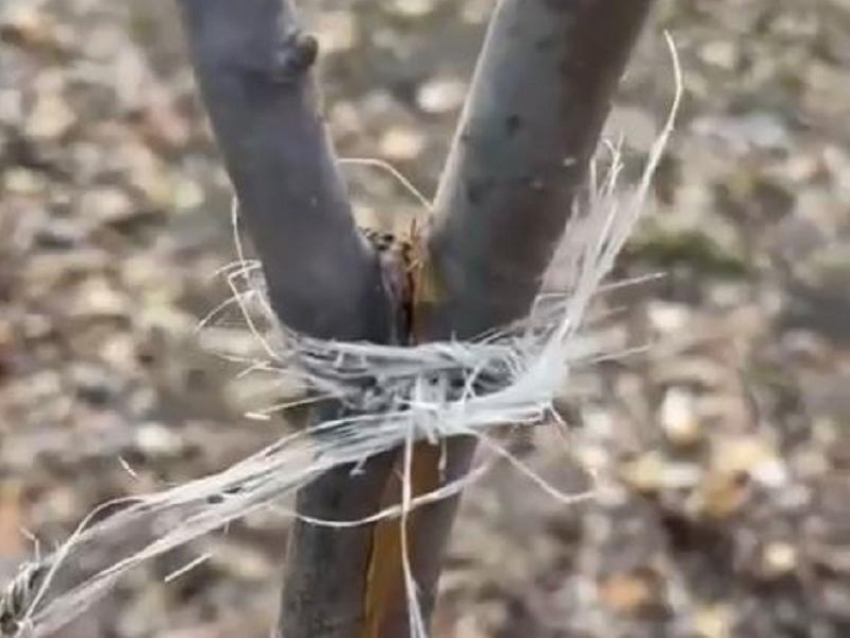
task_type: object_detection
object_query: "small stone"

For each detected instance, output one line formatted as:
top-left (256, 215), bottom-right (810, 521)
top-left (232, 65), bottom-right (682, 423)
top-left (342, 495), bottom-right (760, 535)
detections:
top-left (171, 177), bottom-right (205, 211)
top-left (80, 186), bottom-right (134, 225)
top-left (110, 141), bottom-right (172, 209)
top-left (209, 543), bottom-right (271, 581)
top-left (99, 334), bottom-right (138, 373)
top-left (694, 604), bottom-right (734, 638)
top-left (699, 40), bottom-right (739, 70)
top-left (27, 93), bottom-right (75, 141)
top-left (416, 77), bottom-right (468, 114)
top-left (36, 486), bottom-right (80, 525)
top-left (598, 571), bottom-right (656, 614)
top-left (69, 278), bottom-right (131, 319)
top-left (34, 218), bottom-right (87, 249)
top-left (647, 300), bottom-right (690, 334)
top-left (20, 313), bottom-right (53, 340)
top-left (620, 450), bottom-right (701, 493)
top-left (136, 422), bottom-right (183, 458)
top-left (688, 437), bottom-right (782, 519)
top-left (621, 452), bottom-right (666, 493)
top-left (714, 435), bottom-right (787, 489)
top-left (0, 480), bottom-right (24, 556)
top-left (660, 387), bottom-right (702, 447)
top-left (328, 101), bottom-right (362, 138)
top-left (379, 126), bottom-right (426, 161)
top-left (760, 542), bottom-right (798, 579)
top-left (0, 87), bottom-right (23, 125)
top-left (3, 167), bottom-right (47, 194)
top-left (692, 112), bottom-right (790, 153)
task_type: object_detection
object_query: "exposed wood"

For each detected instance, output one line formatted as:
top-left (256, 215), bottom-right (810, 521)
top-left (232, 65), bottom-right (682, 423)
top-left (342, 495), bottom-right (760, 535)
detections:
top-left (363, 440), bottom-right (475, 636)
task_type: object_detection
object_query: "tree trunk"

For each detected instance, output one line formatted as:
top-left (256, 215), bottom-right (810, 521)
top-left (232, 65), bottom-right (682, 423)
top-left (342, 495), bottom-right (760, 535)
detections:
top-left (176, 0), bottom-right (654, 635)
top-left (176, 0), bottom-right (392, 341)
top-left (364, 1), bottom-right (654, 634)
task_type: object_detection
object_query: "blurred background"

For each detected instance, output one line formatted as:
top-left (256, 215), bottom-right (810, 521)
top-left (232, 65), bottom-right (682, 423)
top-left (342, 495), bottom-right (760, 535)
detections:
top-left (1, 0), bottom-right (848, 636)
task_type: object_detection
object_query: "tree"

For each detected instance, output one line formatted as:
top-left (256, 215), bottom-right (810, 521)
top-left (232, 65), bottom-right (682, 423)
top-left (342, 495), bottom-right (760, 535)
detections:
top-left (175, 0), bottom-right (654, 635)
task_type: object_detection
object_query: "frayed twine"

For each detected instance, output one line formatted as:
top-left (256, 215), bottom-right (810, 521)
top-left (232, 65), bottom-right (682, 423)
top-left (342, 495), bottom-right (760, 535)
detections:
top-left (1, 33), bottom-right (682, 638)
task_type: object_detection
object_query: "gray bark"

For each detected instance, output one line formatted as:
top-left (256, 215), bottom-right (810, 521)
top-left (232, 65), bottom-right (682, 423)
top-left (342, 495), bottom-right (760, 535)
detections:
top-left (175, 2), bottom-right (400, 636)
top-left (380, 0), bottom-right (655, 633)
top-left (276, 435), bottom-right (399, 638)
top-left (176, 0), bottom-right (391, 341)
top-left (177, 0), bottom-right (654, 636)
top-left (420, 0), bottom-right (655, 339)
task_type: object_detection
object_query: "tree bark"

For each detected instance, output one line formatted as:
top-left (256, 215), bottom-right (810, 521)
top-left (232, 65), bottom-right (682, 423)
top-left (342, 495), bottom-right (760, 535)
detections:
top-left (176, 0), bottom-right (391, 341)
top-left (365, 0), bottom-right (655, 634)
top-left (175, 2), bottom-right (401, 637)
top-left (177, 0), bottom-right (654, 636)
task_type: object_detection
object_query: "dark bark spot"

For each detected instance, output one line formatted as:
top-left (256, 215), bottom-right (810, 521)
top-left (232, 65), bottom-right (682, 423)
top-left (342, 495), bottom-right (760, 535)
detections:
top-left (505, 114), bottom-right (523, 137)
top-left (466, 179), bottom-right (489, 205)
top-left (272, 31), bottom-right (318, 83)
top-left (293, 33), bottom-right (319, 68)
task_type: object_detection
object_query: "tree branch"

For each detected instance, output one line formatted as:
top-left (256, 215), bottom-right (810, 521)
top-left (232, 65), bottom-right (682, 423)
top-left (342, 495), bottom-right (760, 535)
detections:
top-left (420, 0), bottom-right (655, 339)
top-left (176, 0), bottom-right (391, 341)
top-left (364, 0), bottom-right (655, 633)
top-left (177, 0), bottom-right (654, 636)
top-left (176, 2), bottom-right (402, 637)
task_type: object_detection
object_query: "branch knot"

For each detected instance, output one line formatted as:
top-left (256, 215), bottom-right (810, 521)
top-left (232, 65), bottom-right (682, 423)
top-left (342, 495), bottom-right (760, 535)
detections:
top-left (272, 30), bottom-right (319, 83)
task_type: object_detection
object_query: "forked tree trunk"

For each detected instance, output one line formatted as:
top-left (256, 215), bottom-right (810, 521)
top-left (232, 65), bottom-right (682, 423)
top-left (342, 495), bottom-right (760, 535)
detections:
top-left (175, 0), bottom-right (654, 636)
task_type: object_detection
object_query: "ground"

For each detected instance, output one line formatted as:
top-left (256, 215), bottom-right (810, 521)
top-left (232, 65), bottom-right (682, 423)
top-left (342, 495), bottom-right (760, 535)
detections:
top-left (0, 0), bottom-right (848, 636)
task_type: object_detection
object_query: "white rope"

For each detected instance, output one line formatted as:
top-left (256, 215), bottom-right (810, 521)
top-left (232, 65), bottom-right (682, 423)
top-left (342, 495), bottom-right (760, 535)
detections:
top-left (1, 34), bottom-right (682, 638)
